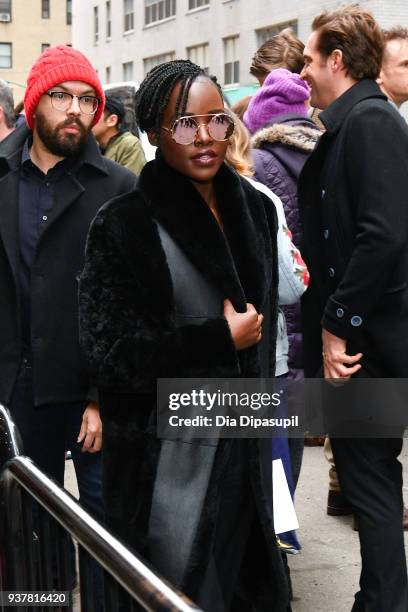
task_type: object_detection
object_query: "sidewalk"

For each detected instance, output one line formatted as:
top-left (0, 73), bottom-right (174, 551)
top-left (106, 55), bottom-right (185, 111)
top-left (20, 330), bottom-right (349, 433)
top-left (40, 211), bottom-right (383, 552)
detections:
top-left (290, 442), bottom-right (408, 611)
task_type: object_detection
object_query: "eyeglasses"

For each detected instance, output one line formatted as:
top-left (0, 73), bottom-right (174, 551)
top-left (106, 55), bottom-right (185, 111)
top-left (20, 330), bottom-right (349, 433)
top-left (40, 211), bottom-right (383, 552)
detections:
top-left (45, 91), bottom-right (100, 115)
top-left (161, 113), bottom-right (235, 145)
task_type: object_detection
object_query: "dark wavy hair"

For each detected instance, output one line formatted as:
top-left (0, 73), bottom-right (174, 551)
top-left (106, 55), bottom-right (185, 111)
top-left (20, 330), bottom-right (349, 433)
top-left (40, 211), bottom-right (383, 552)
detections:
top-left (312, 4), bottom-right (384, 80)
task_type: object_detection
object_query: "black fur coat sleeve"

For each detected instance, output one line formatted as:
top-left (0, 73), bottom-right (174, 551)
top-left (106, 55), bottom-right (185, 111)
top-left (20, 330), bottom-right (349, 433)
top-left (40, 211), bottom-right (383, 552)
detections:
top-left (79, 191), bottom-right (241, 393)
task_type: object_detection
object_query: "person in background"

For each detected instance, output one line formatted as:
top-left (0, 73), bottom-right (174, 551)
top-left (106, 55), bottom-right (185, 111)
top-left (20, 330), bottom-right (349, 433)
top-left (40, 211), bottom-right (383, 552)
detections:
top-left (250, 28), bottom-right (305, 85)
top-left (231, 95), bottom-right (253, 121)
top-left (299, 6), bottom-right (408, 609)
top-left (0, 79), bottom-right (15, 142)
top-left (226, 110), bottom-right (308, 600)
top-left (325, 24), bottom-right (408, 524)
top-left (244, 68), bottom-right (321, 490)
top-left (0, 44), bottom-right (136, 604)
top-left (92, 93), bottom-right (146, 174)
top-left (14, 100), bottom-right (26, 128)
top-left (379, 26), bottom-right (408, 110)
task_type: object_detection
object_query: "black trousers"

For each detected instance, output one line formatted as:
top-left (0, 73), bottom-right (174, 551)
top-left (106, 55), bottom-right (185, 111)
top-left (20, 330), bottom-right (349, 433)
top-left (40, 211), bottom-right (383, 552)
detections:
top-left (331, 437), bottom-right (408, 612)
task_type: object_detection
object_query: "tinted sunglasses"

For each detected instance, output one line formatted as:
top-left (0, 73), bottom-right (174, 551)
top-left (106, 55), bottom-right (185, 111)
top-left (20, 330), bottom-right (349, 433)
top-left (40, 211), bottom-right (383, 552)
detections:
top-left (161, 113), bottom-right (235, 145)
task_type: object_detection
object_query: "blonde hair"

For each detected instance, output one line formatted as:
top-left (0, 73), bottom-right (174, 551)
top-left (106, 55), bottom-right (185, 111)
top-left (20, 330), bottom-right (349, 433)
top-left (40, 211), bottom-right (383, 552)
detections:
top-left (225, 109), bottom-right (253, 178)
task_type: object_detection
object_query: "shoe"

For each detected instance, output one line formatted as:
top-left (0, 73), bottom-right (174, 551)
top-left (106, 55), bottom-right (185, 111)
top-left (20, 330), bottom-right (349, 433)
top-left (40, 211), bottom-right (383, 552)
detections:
top-left (276, 536), bottom-right (300, 555)
top-left (304, 435), bottom-right (325, 446)
top-left (327, 489), bottom-right (353, 516)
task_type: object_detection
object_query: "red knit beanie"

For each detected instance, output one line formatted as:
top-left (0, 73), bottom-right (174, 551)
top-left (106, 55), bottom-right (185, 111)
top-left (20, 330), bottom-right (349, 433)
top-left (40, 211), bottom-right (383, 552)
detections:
top-left (24, 45), bottom-right (105, 129)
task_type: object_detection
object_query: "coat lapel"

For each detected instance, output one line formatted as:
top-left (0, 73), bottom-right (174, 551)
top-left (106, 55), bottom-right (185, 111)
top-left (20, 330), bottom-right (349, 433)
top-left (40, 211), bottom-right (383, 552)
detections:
top-left (0, 168), bottom-right (19, 280)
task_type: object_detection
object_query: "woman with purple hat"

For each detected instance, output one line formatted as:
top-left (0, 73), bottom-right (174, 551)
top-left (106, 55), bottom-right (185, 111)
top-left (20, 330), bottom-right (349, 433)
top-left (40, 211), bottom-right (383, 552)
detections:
top-left (244, 68), bottom-right (321, 553)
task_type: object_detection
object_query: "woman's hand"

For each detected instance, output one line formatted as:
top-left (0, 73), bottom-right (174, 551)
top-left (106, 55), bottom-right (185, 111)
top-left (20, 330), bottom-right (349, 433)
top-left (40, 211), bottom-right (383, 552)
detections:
top-left (224, 299), bottom-right (263, 350)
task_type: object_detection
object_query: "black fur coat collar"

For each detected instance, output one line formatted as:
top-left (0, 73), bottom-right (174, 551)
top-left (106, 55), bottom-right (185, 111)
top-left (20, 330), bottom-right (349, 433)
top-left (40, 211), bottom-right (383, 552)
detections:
top-left (139, 152), bottom-right (274, 317)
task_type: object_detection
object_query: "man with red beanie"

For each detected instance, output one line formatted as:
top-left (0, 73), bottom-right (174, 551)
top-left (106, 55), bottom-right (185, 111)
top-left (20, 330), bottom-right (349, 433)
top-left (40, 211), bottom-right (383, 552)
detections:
top-left (0, 45), bottom-right (136, 601)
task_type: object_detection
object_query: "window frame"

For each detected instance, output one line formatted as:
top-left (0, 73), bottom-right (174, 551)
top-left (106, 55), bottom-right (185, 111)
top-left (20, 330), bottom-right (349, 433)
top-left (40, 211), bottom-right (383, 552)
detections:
top-left (66, 0), bottom-right (72, 25)
top-left (187, 42), bottom-right (209, 74)
top-left (122, 60), bottom-right (134, 81)
top-left (188, 0), bottom-right (209, 10)
top-left (0, 0), bottom-right (12, 19)
top-left (94, 6), bottom-right (99, 44)
top-left (0, 42), bottom-right (12, 69)
top-left (124, 0), bottom-right (134, 32)
top-left (223, 36), bottom-right (239, 86)
top-left (145, 0), bottom-right (176, 27)
top-left (106, 1), bottom-right (112, 39)
top-left (41, 0), bottom-right (50, 19)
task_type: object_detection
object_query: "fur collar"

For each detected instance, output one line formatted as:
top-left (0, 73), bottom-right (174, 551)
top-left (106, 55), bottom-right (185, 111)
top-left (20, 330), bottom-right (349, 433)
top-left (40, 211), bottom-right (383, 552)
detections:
top-left (137, 152), bottom-right (274, 316)
top-left (251, 122), bottom-right (320, 153)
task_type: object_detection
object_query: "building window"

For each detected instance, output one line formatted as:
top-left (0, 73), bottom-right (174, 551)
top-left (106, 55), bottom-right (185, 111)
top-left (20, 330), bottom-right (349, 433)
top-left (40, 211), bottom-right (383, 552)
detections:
top-left (188, 0), bottom-right (209, 9)
top-left (106, 1), bottom-right (111, 38)
top-left (66, 0), bottom-right (72, 25)
top-left (123, 61), bottom-right (134, 81)
top-left (187, 43), bottom-right (209, 74)
top-left (145, 0), bottom-right (176, 26)
top-left (143, 51), bottom-right (175, 75)
top-left (224, 36), bottom-right (239, 85)
top-left (256, 20), bottom-right (298, 46)
top-left (94, 6), bottom-right (99, 43)
top-left (41, 43), bottom-right (50, 53)
top-left (0, 42), bottom-right (11, 68)
top-left (0, 0), bottom-right (11, 21)
top-left (124, 0), bottom-right (134, 32)
top-left (105, 66), bottom-right (111, 83)
top-left (41, 0), bottom-right (50, 19)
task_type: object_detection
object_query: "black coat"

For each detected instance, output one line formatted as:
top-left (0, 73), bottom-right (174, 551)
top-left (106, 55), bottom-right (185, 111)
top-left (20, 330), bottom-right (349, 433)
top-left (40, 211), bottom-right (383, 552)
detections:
top-left (0, 125), bottom-right (136, 406)
top-left (299, 80), bottom-right (408, 377)
top-left (79, 154), bottom-right (289, 610)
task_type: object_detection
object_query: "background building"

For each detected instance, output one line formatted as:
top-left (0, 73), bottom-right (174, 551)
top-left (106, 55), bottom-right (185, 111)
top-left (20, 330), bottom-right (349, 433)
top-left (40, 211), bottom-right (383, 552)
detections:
top-left (0, 0), bottom-right (72, 103)
top-left (73, 0), bottom-right (408, 108)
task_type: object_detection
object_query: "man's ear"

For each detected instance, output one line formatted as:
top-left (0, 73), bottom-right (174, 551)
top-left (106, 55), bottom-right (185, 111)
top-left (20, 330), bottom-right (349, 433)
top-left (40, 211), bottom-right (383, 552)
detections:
top-left (147, 129), bottom-right (159, 146)
top-left (106, 113), bottom-right (119, 128)
top-left (330, 49), bottom-right (344, 73)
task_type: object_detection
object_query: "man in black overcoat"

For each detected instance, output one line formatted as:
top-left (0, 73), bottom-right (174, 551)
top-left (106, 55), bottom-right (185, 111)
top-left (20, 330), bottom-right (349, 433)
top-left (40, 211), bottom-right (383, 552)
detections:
top-left (0, 45), bottom-right (136, 600)
top-left (299, 6), bottom-right (408, 611)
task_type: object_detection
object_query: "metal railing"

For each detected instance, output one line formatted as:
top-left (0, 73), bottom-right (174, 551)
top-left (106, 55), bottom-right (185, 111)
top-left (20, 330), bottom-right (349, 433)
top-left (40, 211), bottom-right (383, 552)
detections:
top-left (0, 404), bottom-right (203, 611)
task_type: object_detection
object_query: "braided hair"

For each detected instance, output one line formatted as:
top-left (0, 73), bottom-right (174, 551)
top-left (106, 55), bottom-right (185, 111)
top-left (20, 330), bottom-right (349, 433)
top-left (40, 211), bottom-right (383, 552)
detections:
top-left (135, 59), bottom-right (223, 135)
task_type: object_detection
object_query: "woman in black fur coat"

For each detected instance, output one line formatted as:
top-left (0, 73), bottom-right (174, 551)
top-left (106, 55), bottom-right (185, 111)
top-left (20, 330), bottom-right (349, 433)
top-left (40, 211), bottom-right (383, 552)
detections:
top-left (79, 60), bottom-right (289, 611)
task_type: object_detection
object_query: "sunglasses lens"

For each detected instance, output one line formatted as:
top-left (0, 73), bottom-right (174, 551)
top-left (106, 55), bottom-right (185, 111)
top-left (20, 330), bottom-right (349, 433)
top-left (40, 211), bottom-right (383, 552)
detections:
top-left (208, 114), bottom-right (234, 141)
top-left (172, 117), bottom-right (198, 144)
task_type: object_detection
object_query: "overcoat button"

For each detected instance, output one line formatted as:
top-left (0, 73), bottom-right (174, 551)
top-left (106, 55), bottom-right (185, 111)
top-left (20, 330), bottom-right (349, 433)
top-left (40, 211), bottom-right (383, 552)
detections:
top-left (350, 315), bottom-right (362, 327)
top-left (336, 308), bottom-right (344, 318)
top-left (323, 229), bottom-right (329, 239)
top-left (328, 267), bottom-right (335, 277)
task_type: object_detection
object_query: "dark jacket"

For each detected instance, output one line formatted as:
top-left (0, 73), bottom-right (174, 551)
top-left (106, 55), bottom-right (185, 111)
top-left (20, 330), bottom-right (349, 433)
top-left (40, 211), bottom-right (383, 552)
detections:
top-left (299, 80), bottom-right (408, 377)
top-left (0, 124), bottom-right (136, 406)
top-left (251, 114), bottom-right (320, 378)
top-left (79, 154), bottom-right (288, 610)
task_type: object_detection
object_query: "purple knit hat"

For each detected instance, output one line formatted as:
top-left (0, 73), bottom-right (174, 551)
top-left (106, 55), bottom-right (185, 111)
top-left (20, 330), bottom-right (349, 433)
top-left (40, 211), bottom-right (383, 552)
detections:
top-left (244, 68), bottom-right (310, 134)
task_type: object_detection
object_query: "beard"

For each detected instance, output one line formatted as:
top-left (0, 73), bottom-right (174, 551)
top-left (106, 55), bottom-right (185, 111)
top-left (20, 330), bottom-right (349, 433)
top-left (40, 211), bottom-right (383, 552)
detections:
top-left (35, 109), bottom-right (90, 158)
